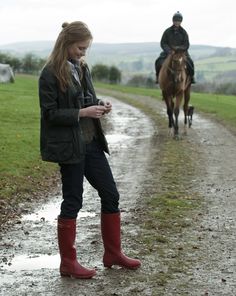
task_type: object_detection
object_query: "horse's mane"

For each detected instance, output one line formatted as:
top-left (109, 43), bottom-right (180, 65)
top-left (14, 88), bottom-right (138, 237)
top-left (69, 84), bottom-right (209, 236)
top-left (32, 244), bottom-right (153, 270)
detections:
top-left (161, 54), bottom-right (172, 75)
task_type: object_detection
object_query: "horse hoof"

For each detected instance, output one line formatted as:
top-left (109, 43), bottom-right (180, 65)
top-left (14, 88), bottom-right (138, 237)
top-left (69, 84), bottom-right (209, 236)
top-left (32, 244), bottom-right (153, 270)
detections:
top-left (173, 134), bottom-right (180, 140)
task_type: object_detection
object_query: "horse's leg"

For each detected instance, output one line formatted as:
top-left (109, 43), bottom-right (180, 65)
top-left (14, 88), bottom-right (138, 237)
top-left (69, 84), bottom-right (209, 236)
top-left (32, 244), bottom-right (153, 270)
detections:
top-left (168, 99), bottom-right (175, 136)
top-left (183, 86), bottom-right (190, 126)
top-left (164, 93), bottom-right (174, 135)
top-left (173, 93), bottom-right (182, 137)
top-left (182, 89), bottom-right (189, 135)
top-left (167, 108), bottom-right (172, 128)
top-left (171, 98), bottom-right (176, 127)
top-left (183, 96), bottom-right (188, 126)
top-left (185, 86), bottom-right (191, 128)
top-left (173, 106), bottom-right (179, 136)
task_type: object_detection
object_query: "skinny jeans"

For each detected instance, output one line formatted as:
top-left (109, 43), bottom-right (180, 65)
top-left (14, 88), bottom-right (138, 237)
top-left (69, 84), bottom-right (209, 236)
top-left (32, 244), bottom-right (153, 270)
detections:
top-left (59, 139), bottom-right (120, 219)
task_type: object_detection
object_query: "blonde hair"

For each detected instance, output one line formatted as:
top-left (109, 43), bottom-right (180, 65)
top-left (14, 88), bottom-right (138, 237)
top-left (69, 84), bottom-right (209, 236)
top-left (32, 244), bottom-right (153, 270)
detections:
top-left (46, 21), bottom-right (93, 92)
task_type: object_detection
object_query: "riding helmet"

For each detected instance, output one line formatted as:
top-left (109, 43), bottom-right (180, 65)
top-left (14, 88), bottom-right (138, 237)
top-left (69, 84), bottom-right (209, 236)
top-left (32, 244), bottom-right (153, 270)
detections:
top-left (172, 11), bottom-right (183, 22)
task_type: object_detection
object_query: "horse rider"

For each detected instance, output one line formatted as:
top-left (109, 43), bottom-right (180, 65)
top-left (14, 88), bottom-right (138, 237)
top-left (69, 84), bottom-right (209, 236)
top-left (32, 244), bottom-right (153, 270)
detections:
top-left (155, 11), bottom-right (195, 84)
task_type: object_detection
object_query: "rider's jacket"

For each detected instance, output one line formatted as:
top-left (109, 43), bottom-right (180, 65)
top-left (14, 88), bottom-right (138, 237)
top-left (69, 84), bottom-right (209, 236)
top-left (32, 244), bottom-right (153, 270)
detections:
top-left (161, 25), bottom-right (190, 54)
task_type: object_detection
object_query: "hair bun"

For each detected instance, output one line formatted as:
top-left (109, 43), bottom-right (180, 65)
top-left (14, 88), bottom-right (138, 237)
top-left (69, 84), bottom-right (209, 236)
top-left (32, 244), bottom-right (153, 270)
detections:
top-left (62, 22), bottom-right (69, 29)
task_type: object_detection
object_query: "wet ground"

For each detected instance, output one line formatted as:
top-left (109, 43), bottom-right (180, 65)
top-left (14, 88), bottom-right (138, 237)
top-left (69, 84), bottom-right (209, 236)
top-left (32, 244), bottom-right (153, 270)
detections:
top-left (0, 92), bottom-right (236, 295)
top-left (0, 98), bottom-right (156, 295)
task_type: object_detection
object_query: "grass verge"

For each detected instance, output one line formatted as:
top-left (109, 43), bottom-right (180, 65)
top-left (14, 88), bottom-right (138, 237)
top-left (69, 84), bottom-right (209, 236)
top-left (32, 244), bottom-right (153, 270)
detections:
top-left (95, 82), bottom-right (236, 132)
top-left (0, 75), bottom-right (57, 225)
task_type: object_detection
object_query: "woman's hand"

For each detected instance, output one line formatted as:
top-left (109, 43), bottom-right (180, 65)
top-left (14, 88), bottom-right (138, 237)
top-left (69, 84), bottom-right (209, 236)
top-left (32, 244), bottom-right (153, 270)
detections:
top-left (79, 105), bottom-right (107, 118)
top-left (103, 101), bottom-right (112, 114)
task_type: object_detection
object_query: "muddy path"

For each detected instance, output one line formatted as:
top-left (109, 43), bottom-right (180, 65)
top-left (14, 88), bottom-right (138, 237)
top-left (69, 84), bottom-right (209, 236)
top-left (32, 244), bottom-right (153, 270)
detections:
top-left (1, 91), bottom-right (236, 295)
top-left (0, 98), bottom-right (156, 295)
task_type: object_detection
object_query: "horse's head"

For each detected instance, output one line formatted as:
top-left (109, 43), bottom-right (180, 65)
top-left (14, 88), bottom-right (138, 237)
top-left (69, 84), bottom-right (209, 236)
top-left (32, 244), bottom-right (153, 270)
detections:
top-left (169, 49), bottom-right (187, 83)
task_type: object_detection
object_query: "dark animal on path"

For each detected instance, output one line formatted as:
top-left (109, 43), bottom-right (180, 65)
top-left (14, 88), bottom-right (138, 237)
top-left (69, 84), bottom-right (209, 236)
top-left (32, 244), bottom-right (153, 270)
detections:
top-left (187, 105), bottom-right (194, 127)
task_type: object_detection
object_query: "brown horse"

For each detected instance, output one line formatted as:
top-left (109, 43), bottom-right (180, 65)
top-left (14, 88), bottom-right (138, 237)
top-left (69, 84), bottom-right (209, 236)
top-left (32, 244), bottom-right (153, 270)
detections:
top-left (159, 50), bottom-right (191, 138)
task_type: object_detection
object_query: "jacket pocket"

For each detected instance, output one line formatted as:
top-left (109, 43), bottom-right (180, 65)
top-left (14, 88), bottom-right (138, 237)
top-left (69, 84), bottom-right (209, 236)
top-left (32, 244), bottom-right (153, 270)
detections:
top-left (47, 140), bottom-right (73, 162)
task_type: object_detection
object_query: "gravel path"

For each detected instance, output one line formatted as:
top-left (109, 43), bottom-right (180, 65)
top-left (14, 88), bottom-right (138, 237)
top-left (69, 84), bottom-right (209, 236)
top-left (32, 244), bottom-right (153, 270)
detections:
top-left (0, 91), bottom-right (235, 295)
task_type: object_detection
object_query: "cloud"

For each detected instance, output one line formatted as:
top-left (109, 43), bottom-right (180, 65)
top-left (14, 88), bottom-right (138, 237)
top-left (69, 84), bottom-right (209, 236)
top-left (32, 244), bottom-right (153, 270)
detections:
top-left (0, 0), bottom-right (235, 47)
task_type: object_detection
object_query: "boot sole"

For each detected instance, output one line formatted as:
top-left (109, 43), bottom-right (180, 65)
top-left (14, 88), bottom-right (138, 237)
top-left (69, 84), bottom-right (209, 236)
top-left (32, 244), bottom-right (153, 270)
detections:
top-left (60, 272), bottom-right (96, 279)
top-left (103, 263), bottom-right (141, 270)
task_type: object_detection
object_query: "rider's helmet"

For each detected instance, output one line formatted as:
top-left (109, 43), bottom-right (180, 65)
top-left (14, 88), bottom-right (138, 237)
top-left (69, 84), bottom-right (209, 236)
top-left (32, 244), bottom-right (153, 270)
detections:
top-left (172, 11), bottom-right (183, 22)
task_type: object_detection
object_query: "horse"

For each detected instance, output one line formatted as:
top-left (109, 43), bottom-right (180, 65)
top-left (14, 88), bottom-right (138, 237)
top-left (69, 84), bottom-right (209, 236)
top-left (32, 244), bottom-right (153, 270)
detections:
top-left (158, 49), bottom-right (192, 138)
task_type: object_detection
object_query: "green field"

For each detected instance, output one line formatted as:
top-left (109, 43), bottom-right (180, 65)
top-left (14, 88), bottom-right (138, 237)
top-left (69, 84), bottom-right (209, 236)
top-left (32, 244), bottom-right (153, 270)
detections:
top-left (195, 54), bottom-right (236, 81)
top-left (0, 75), bottom-right (56, 203)
top-left (0, 75), bottom-right (235, 204)
top-left (95, 82), bottom-right (236, 128)
top-left (196, 55), bottom-right (236, 71)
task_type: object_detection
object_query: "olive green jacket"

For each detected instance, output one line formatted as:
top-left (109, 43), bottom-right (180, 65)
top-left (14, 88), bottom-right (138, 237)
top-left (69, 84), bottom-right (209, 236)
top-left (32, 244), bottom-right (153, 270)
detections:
top-left (39, 64), bottom-right (109, 164)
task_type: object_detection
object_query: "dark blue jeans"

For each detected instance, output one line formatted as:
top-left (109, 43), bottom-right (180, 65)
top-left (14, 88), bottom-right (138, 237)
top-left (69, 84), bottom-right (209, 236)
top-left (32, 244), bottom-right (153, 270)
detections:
top-left (59, 139), bottom-right (120, 218)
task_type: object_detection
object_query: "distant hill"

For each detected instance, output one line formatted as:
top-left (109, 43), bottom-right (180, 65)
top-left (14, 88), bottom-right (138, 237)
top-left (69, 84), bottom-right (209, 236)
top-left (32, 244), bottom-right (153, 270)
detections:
top-left (0, 41), bottom-right (54, 57)
top-left (1, 41), bottom-right (236, 83)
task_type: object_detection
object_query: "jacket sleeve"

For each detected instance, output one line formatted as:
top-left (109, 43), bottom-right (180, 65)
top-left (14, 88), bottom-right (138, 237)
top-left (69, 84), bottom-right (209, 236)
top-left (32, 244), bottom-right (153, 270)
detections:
top-left (39, 68), bottom-right (80, 126)
top-left (181, 28), bottom-right (190, 51)
top-left (160, 29), bottom-right (172, 54)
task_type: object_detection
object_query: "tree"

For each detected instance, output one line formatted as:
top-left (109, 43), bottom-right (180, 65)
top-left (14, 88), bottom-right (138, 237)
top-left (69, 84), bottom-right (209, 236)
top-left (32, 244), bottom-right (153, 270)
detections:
top-left (91, 64), bottom-right (122, 84)
top-left (91, 64), bottom-right (109, 82)
top-left (109, 66), bottom-right (121, 84)
top-left (127, 75), bottom-right (147, 87)
top-left (9, 57), bottom-right (22, 72)
top-left (0, 52), bottom-right (11, 64)
top-left (0, 52), bottom-right (22, 73)
top-left (21, 53), bottom-right (39, 74)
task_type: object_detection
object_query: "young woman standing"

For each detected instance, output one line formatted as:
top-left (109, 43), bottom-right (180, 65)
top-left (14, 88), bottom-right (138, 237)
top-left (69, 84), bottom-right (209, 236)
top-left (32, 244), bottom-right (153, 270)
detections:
top-left (39, 21), bottom-right (141, 279)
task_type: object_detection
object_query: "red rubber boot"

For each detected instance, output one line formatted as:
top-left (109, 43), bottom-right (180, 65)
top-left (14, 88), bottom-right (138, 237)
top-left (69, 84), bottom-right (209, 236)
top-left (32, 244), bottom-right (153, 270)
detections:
top-left (57, 217), bottom-right (96, 279)
top-left (101, 212), bottom-right (141, 269)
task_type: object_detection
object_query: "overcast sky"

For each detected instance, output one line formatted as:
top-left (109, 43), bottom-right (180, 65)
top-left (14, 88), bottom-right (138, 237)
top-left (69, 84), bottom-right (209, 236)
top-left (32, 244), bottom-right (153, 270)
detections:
top-left (0, 0), bottom-right (235, 48)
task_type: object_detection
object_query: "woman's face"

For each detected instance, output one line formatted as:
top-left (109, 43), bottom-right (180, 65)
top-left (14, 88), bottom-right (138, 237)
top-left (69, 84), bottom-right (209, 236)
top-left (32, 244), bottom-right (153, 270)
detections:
top-left (68, 39), bottom-right (91, 61)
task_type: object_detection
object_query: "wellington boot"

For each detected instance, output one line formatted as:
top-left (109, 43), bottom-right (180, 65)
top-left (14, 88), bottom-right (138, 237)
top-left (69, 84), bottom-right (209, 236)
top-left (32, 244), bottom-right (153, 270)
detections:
top-left (101, 212), bottom-right (141, 269)
top-left (57, 217), bottom-right (96, 279)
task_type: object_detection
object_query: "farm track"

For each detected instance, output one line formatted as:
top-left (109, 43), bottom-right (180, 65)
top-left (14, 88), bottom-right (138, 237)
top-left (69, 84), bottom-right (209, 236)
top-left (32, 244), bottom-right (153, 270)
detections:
top-left (0, 90), bottom-right (235, 295)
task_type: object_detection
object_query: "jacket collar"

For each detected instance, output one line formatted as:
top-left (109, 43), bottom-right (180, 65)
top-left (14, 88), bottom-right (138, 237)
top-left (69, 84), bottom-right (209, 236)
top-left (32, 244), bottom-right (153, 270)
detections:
top-left (67, 60), bottom-right (81, 85)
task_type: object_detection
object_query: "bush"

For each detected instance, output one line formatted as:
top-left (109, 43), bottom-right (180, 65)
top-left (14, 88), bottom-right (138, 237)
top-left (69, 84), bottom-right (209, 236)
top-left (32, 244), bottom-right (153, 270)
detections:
top-left (91, 64), bottom-right (121, 84)
top-left (126, 75), bottom-right (155, 88)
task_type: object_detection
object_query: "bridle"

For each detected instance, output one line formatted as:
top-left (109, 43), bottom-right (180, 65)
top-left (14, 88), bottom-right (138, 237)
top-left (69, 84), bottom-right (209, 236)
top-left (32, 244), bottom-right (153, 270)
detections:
top-left (168, 54), bottom-right (186, 84)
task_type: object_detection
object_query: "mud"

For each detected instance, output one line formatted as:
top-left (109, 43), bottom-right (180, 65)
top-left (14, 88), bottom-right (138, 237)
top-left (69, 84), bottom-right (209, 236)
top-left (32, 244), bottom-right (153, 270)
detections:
top-left (0, 98), bottom-right (156, 295)
top-left (0, 92), bottom-right (236, 295)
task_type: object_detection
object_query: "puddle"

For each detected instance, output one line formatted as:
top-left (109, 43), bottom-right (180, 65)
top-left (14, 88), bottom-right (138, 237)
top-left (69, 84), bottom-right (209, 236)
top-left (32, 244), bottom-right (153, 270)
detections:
top-left (0, 97), bottom-right (156, 295)
top-left (0, 274), bottom-right (19, 286)
top-left (4, 254), bottom-right (60, 271)
top-left (22, 197), bottom-right (96, 223)
top-left (106, 133), bottom-right (132, 144)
